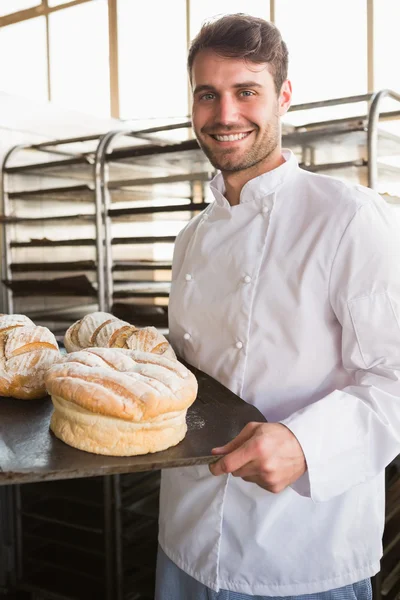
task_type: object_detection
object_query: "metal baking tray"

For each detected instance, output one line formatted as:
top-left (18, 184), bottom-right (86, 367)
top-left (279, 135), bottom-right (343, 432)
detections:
top-left (0, 362), bottom-right (265, 486)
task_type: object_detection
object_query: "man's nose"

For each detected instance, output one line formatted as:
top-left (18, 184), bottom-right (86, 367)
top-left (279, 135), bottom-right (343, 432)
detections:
top-left (216, 95), bottom-right (239, 125)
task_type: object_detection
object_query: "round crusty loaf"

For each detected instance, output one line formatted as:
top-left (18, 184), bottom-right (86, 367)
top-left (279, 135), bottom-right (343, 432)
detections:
top-left (45, 347), bottom-right (197, 456)
top-left (0, 313), bottom-right (62, 399)
top-left (64, 312), bottom-right (176, 359)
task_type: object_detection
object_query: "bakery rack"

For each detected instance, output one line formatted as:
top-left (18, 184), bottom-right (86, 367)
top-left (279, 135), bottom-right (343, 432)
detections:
top-left (0, 486), bottom-right (17, 596)
top-left (94, 124), bottom-right (214, 324)
top-left (1, 89), bottom-right (400, 600)
top-left (10, 472), bottom-right (160, 600)
top-left (2, 90), bottom-right (400, 337)
top-left (0, 134), bottom-right (107, 343)
top-left (0, 121), bottom-right (214, 336)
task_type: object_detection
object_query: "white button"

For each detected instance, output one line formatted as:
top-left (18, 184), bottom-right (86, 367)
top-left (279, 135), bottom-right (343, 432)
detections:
top-left (243, 275), bottom-right (251, 284)
top-left (183, 333), bottom-right (191, 340)
top-left (235, 341), bottom-right (243, 349)
top-left (262, 206), bottom-right (270, 215)
top-left (185, 274), bottom-right (192, 281)
top-left (203, 213), bottom-right (209, 220)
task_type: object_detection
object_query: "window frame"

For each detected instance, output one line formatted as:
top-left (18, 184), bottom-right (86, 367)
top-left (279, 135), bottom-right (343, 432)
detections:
top-left (0, 0), bottom-right (376, 118)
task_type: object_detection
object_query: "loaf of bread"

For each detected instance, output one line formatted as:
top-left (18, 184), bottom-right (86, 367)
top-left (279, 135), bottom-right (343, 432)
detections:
top-left (45, 347), bottom-right (197, 456)
top-left (0, 313), bottom-right (62, 399)
top-left (64, 312), bottom-right (176, 359)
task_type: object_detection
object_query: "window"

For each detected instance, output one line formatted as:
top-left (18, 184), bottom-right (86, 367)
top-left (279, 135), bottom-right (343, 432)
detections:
top-left (118, 0), bottom-right (188, 121)
top-left (0, 0), bottom-right (394, 124)
top-left (48, 0), bottom-right (80, 6)
top-left (374, 1), bottom-right (400, 93)
top-left (276, 0), bottom-right (367, 115)
top-left (49, 0), bottom-right (110, 116)
top-left (0, 16), bottom-right (48, 101)
top-left (190, 0), bottom-right (270, 39)
top-left (0, 1), bottom-right (40, 17)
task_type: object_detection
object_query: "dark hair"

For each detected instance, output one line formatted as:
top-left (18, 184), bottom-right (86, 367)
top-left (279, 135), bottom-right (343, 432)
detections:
top-left (188, 13), bottom-right (288, 94)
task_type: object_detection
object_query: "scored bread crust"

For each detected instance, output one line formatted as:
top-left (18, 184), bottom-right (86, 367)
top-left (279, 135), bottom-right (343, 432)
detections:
top-left (64, 312), bottom-right (121, 352)
top-left (0, 315), bottom-right (61, 399)
top-left (45, 347), bottom-right (198, 456)
top-left (64, 312), bottom-right (176, 359)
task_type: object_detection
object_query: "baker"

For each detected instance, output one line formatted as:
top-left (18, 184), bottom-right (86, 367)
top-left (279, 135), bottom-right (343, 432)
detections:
top-left (155, 13), bottom-right (400, 600)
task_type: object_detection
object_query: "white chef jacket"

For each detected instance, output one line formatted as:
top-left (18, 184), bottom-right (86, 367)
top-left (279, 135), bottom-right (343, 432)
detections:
top-left (158, 149), bottom-right (400, 595)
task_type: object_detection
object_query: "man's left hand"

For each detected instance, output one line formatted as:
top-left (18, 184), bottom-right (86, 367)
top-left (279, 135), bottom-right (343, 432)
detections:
top-left (209, 422), bottom-right (306, 493)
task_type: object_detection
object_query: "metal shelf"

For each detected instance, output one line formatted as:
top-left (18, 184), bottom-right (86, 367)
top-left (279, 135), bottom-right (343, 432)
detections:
top-left (112, 280), bottom-right (171, 298)
top-left (11, 261), bottom-right (97, 273)
top-left (113, 260), bottom-right (172, 271)
top-left (2, 275), bottom-right (96, 297)
top-left (113, 290), bottom-right (170, 299)
top-left (21, 500), bottom-right (104, 534)
top-left (18, 573), bottom-right (105, 600)
top-left (8, 184), bottom-right (94, 201)
top-left (4, 156), bottom-right (92, 175)
top-left (302, 158), bottom-right (400, 178)
top-left (108, 170), bottom-right (211, 189)
top-left (26, 544), bottom-right (105, 580)
top-left (381, 560), bottom-right (400, 597)
top-left (10, 260), bottom-right (172, 273)
top-left (13, 472), bottom-right (160, 600)
top-left (284, 123), bottom-right (400, 158)
top-left (10, 235), bottom-right (176, 248)
top-left (111, 235), bottom-right (176, 245)
top-left (0, 213), bottom-right (95, 223)
top-left (10, 238), bottom-right (96, 247)
top-left (108, 201), bottom-right (209, 218)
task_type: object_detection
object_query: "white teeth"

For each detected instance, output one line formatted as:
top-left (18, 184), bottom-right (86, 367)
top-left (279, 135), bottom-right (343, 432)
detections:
top-left (214, 133), bottom-right (249, 142)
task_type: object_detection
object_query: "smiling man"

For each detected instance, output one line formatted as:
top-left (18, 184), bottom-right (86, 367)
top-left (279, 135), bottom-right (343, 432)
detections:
top-left (155, 13), bottom-right (400, 600)
top-left (191, 50), bottom-right (290, 205)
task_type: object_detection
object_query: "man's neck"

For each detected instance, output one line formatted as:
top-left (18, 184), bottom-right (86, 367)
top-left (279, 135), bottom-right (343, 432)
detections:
top-left (222, 148), bottom-right (285, 207)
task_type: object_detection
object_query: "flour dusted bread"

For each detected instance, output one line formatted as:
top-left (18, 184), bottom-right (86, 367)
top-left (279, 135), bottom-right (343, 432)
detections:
top-left (64, 312), bottom-right (176, 359)
top-left (45, 347), bottom-right (198, 456)
top-left (0, 313), bottom-right (62, 399)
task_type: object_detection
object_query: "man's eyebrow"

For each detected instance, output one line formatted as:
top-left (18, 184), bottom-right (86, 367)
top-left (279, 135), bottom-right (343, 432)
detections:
top-left (232, 81), bottom-right (263, 89)
top-left (193, 82), bottom-right (263, 95)
top-left (193, 84), bottom-right (217, 95)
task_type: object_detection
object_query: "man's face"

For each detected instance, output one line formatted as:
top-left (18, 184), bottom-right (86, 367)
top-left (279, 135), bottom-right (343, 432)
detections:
top-left (191, 50), bottom-right (290, 174)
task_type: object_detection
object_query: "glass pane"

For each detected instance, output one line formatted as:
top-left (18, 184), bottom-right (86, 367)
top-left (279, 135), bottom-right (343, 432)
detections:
top-left (0, 0), bottom-right (40, 17)
top-left (0, 16), bottom-right (48, 101)
top-left (48, 0), bottom-right (85, 6)
top-left (190, 0), bottom-right (270, 39)
top-left (49, 0), bottom-right (110, 116)
top-left (375, 1), bottom-right (400, 93)
top-left (276, 0), bottom-right (367, 117)
top-left (118, 0), bottom-right (188, 121)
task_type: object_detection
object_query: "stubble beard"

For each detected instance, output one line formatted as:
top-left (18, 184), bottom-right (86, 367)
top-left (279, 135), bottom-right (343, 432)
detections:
top-left (196, 118), bottom-right (280, 173)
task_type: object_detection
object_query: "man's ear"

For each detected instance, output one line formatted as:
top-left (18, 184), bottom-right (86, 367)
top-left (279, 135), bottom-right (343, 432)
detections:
top-left (278, 80), bottom-right (292, 117)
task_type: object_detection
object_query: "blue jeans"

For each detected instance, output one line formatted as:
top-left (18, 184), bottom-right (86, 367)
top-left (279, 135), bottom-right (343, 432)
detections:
top-left (155, 545), bottom-right (373, 600)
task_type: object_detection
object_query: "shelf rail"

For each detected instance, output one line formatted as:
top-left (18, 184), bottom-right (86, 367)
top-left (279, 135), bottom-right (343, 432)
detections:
top-left (94, 122), bottom-right (212, 313)
top-left (367, 89), bottom-right (400, 189)
top-left (0, 138), bottom-right (106, 313)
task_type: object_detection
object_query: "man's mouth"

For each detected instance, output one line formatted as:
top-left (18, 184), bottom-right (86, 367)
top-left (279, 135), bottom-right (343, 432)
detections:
top-left (209, 132), bottom-right (252, 142)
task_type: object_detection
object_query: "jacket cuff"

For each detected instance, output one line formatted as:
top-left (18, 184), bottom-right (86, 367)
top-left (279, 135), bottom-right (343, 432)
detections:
top-left (280, 393), bottom-right (366, 502)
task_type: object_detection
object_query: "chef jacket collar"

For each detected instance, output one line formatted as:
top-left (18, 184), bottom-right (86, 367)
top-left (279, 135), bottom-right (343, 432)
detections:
top-left (209, 149), bottom-right (297, 207)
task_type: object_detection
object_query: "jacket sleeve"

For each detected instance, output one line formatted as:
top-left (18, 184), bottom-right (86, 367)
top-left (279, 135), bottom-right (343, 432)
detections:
top-left (281, 192), bottom-right (400, 502)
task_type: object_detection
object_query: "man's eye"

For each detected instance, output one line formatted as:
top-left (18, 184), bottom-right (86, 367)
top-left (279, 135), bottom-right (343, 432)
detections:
top-left (240, 90), bottom-right (255, 97)
top-left (201, 93), bottom-right (215, 101)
